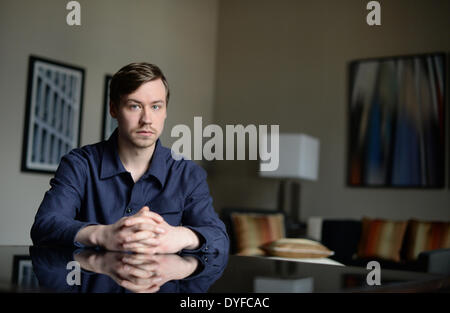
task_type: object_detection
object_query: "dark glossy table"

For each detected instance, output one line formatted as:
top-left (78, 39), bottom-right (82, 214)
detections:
top-left (210, 255), bottom-right (450, 293)
top-left (0, 246), bottom-right (449, 293)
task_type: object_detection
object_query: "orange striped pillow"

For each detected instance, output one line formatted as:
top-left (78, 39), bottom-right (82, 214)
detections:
top-left (404, 220), bottom-right (450, 261)
top-left (357, 217), bottom-right (407, 262)
top-left (231, 213), bottom-right (285, 256)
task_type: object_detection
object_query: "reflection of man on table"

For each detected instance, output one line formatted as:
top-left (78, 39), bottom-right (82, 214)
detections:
top-left (31, 62), bottom-right (229, 257)
top-left (30, 246), bottom-right (228, 293)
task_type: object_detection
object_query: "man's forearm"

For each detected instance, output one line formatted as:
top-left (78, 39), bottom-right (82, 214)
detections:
top-left (75, 225), bottom-right (107, 247)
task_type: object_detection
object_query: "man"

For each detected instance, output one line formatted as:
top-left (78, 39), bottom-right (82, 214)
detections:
top-left (31, 62), bottom-right (229, 256)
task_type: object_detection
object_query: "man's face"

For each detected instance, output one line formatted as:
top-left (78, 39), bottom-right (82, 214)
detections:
top-left (110, 79), bottom-right (167, 150)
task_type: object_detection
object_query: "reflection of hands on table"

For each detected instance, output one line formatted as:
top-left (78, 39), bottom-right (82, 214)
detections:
top-left (74, 250), bottom-right (199, 293)
top-left (121, 254), bottom-right (199, 289)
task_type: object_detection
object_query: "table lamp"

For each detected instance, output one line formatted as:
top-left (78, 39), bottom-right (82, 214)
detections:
top-left (259, 133), bottom-right (320, 236)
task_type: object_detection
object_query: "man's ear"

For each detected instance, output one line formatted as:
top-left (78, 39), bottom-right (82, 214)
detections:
top-left (109, 101), bottom-right (117, 118)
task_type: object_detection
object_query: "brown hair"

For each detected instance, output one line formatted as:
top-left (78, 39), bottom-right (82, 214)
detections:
top-left (109, 62), bottom-right (170, 106)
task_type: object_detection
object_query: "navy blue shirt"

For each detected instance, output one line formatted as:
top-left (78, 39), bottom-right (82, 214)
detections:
top-left (31, 129), bottom-right (229, 255)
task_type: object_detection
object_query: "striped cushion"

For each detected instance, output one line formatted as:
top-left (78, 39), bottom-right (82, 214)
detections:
top-left (260, 238), bottom-right (334, 258)
top-left (231, 213), bottom-right (285, 256)
top-left (403, 220), bottom-right (450, 261)
top-left (357, 217), bottom-right (407, 262)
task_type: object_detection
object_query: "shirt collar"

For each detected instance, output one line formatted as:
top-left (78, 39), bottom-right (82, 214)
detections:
top-left (100, 128), bottom-right (168, 187)
top-left (143, 138), bottom-right (167, 187)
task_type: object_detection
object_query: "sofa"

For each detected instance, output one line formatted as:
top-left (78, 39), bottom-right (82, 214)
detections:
top-left (307, 217), bottom-right (450, 274)
top-left (220, 208), bottom-right (338, 263)
top-left (220, 207), bottom-right (306, 256)
top-left (220, 208), bottom-right (450, 274)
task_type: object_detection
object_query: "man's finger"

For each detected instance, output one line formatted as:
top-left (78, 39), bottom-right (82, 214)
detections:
top-left (122, 242), bottom-right (159, 253)
top-left (134, 263), bottom-right (160, 274)
top-left (139, 210), bottom-right (164, 223)
top-left (135, 206), bottom-right (150, 215)
top-left (124, 216), bottom-right (165, 228)
top-left (135, 206), bottom-right (163, 220)
top-left (122, 254), bottom-right (159, 263)
top-left (124, 231), bottom-right (160, 243)
top-left (133, 246), bottom-right (156, 254)
top-left (120, 280), bottom-right (151, 292)
top-left (120, 258), bottom-right (160, 273)
top-left (121, 264), bottom-right (154, 279)
top-left (126, 223), bottom-right (164, 234)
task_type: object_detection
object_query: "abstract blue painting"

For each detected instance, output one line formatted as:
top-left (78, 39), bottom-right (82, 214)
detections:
top-left (348, 53), bottom-right (445, 187)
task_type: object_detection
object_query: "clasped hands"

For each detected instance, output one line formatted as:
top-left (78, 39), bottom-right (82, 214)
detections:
top-left (97, 206), bottom-right (199, 254)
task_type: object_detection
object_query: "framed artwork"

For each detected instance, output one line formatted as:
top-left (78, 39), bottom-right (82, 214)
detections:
top-left (102, 74), bottom-right (117, 140)
top-left (12, 255), bottom-right (40, 290)
top-left (21, 55), bottom-right (85, 174)
top-left (347, 52), bottom-right (446, 188)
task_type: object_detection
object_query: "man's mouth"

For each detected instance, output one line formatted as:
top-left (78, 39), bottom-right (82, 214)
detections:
top-left (136, 130), bottom-right (155, 136)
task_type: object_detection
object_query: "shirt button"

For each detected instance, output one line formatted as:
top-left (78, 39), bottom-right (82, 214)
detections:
top-left (126, 208), bottom-right (132, 214)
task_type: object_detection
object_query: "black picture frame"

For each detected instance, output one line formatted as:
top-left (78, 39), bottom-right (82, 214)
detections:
top-left (101, 74), bottom-right (117, 140)
top-left (347, 52), bottom-right (446, 188)
top-left (11, 255), bottom-right (39, 289)
top-left (21, 55), bottom-right (85, 174)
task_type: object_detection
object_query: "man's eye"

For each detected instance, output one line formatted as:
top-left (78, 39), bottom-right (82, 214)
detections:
top-left (130, 104), bottom-right (141, 110)
top-left (152, 105), bottom-right (160, 110)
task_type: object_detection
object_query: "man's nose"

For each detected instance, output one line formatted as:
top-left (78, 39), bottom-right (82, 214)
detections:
top-left (140, 106), bottom-right (153, 124)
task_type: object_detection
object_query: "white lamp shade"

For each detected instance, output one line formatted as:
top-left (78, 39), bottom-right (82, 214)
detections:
top-left (260, 133), bottom-right (320, 180)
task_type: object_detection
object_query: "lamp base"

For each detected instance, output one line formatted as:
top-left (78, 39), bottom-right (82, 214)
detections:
top-left (285, 220), bottom-right (307, 238)
top-left (278, 179), bottom-right (307, 238)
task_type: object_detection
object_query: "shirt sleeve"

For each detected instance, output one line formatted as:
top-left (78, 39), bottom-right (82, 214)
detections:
top-left (178, 252), bottom-right (229, 292)
top-left (180, 166), bottom-right (230, 255)
top-left (30, 150), bottom-right (98, 246)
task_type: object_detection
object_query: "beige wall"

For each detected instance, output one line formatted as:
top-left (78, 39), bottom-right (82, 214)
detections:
top-left (0, 0), bottom-right (219, 244)
top-left (0, 0), bottom-right (449, 246)
top-left (209, 0), bottom-right (450, 221)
